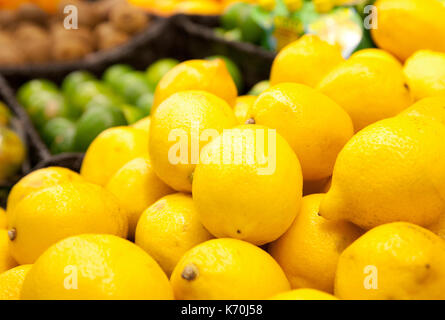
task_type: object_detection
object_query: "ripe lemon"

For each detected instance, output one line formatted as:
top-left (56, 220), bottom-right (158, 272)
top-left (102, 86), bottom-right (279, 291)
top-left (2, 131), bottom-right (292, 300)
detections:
top-left (320, 116), bottom-right (445, 230)
top-left (233, 95), bottom-right (256, 124)
top-left (0, 230), bottom-right (16, 273)
top-left (106, 157), bottom-right (174, 239)
top-left (0, 265), bottom-right (32, 300)
top-left (149, 90), bottom-right (237, 192)
top-left (403, 50), bottom-right (445, 101)
top-left (135, 193), bottom-right (213, 276)
top-left (429, 214), bottom-right (445, 240)
top-left (317, 55), bottom-right (413, 131)
top-left (8, 182), bottom-right (128, 264)
top-left (270, 35), bottom-right (344, 87)
top-left (270, 288), bottom-right (338, 300)
top-left (170, 238), bottom-right (290, 300)
top-left (152, 59), bottom-right (237, 110)
top-left (192, 125), bottom-right (303, 245)
top-left (269, 194), bottom-right (362, 293)
top-left (131, 116), bottom-right (151, 134)
top-left (371, 0), bottom-right (445, 61)
top-left (0, 208), bottom-right (6, 229)
top-left (335, 222), bottom-right (445, 300)
top-left (174, 0), bottom-right (222, 15)
top-left (249, 83), bottom-right (353, 181)
top-left (399, 96), bottom-right (445, 125)
top-left (20, 234), bottom-right (173, 300)
top-left (350, 48), bottom-right (402, 68)
top-left (6, 167), bottom-right (84, 214)
top-left (81, 126), bottom-right (149, 186)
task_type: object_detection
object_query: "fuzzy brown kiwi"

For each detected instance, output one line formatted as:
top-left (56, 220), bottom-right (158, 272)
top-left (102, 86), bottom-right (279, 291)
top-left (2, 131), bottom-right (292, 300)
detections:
top-left (16, 3), bottom-right (48, 26)
top-left (52, 36), bottom-right (94, 62)
top-left (109, 2), bottom-right (149, 35)
top-left (15, 23), bottom-right (52, 63)
top-left (95, 22), bottom-right (129, 51)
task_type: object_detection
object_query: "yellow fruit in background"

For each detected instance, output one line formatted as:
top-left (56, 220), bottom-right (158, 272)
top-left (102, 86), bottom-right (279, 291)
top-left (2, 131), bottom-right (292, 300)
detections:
top-left (193, 125), bottom-right (302, 245)
top-left (21, 234), bottom-right (173, 300)
top-left (131, 116), bottom-right (151, 134)
top-left (233, 95), bottom-right (256, 124)
top-left (0, 127), bottom-right (26, 182)
top-left (174, 0), bottom-right (222, 14)
top-left (0, 265), bottom-right (32, 300)
top-left (6, 166), bottom-right (84, 214)
top-left (152, 59), bottom-right (237, 110)
top-left (270, 288), bottom-right (338, 300)
top-left (350, 48), bottom-right (402, 68)
top-left (429, 214), bottom-right (445, 240)
top-left (320, 116), bottom-right (445, 230)
top-left (371, 0), bottom-right (445, 62)
top-left (0, 230), bottom-right (16, 273)
top-left (270, 35), bottom-right (344, 87)
top-left (269, 194), bottom-right (362, 292)
top-left (170, 238), bottom-right (290, 300)
top-left (403, 50), bottom-right (445, 101)
top-left (106, 157), bottom-right (174, 239)
top-left (81, 127), bottom-right (149, 186)
top-left (0, 208), bottom-right (6, 229)
top-left (149, 90), bottom-right (237, 192)
top-left (399, 96), bottom-right (445, 125)
top-left (335, 222), bottom-right (445, 300)
top-left (135, 193), bottom-right (213, 276)
top-left (8, 182), bottom-right (128, 264)
top-left (250, 83), bottom-right (353, 181)
top-left (317, 55), bottom-right (413, 131)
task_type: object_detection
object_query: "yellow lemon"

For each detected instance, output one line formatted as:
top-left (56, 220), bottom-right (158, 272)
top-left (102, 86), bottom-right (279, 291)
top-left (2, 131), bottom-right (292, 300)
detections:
top-left (249, 83), bottom-right (353, 180)
top-left (20, 234), bottom-right (173, 300)
top-left (335, 222), bottom-right (445, 300)
top-left (174, 0), bottom-right (222, 14)
top-left (131, 116), bottom-right (151, 134)
top-left (350, 48), bottom-right (402, 68)
top-left (0, 265), bottom-right (32, 300)
top-left (135, 193), bottom-right (213, 276)
top-left (270, 35), bottom-right (344, 87)
top-left (81, 126), bottom-right (149, 186)
top-left (170, 238), bottom-right (290, 300)
top-left (106, 157), bottom-right (174, 239)
top-left (6, 166), bottom-right (84, 214)
top-left (0, 127), bottom-right (25, 182)
top-left (403, 50), bottom-right (445, 101)
top-left (149, 90), bottom-right (237, 192)
top-left (233, 95), bottom-right (256, 124)
top-left (317, 55), bottom-right (413, 131)
top-left (320, 116), bottom-right (445, 230)
top-left (0, 208), bottom-right (6, 229)
top-left (399, 96), bottom-right (445, 125)
top-left (371, 0), bottom-right (445, 62)
top-left (152, 59), bottom-right (237, 110)
top-left (269, 194), bottom-right (362, 293)
top-left (0, 230), bottom-right (16, 273)
top-left (429, 214), bottom-right (445, 240)
top-left (8, 182), bottom-right (128, 264)
top-left (192, 125), bottom-right (302, 245)
top-left (270, 288), bottom-right (338, 300)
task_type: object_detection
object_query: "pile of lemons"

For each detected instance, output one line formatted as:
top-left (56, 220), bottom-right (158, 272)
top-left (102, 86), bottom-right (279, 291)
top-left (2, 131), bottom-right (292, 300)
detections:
top-left (2, 0), bottom-right (445, 300)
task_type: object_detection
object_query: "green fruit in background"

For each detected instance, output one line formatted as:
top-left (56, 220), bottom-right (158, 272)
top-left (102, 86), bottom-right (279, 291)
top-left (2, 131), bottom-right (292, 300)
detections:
top-left (62, 71), bottom-right (96, 98)
top-left (146, 58), bottom-right (179, 88)
top-left (103, 64), bottom-right (134, 89)
top-left (240, 9), bottom-right (264, 44)
top-left (115, 71), bottom-right (153, 105)
top-left (206, 55), bottom-right (243, 93)
top-left (122, 105), bottom-right (146, 125)
top-left (70, 80), bottom-right (121, 112)
top-left (248, 80), bottom-right (270, 96)
top-left (73, 104), bottom-right (127, 152)
top-left (221, 2), bottom-right (251, 30)
top-left (136, 92), bottom-right (153, 115)
top-left (26, 92), bottom-right (73, 129)
top-left (41, 118), bottom-right (76, 154)
top-left (223, 28), bottom-right (243, 42)
top-left (0, 126), bottom-right (25, 181)
top-left (17, 79), bottom-right (58, 107)
top-left (0, 101), bottom-right (11, 126)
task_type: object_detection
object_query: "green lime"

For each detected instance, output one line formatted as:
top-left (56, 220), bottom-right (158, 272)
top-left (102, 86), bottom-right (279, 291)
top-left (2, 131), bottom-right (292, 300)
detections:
top-left (103, 64), bottom-right (134, 89)
top-left (206, 55), bottom-right (243, 93)
top-left (73, 104), bottom-right (127, 152)
top-left (146, 58), bottom-right (179, 88)
top-left (0, 101), bottom-right (11, 126)
top-left (70, 80), bottom-right (121, 112)
top-left (122, 104), bottom-right (146, 125)
top-left (115, 71), bottom-right (153, 105)
top-left (248, 80), bottom-right (270, 96)
top-left (17, 79), bottom-right (59, 108)
top-left (241, 9), bottom-right (264, 44)
top-left (136, 92), bottom-right (153, 115)
top-left (41, 117), bottom-right (76, 154)
top-left (221, 2), bottom-right (251, 30)
top-left (62, 71), bottom-right (96, 99)
top-left (223, 28), bottom-right (243, 41)
top-left (26, 92), bottom-right (72, 129)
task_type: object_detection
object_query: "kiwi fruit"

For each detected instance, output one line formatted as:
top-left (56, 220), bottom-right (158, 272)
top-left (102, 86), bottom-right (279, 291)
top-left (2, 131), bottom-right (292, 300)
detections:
top-left (94, 0), bottom-right (126, 22)
top-left (0, 10), bottom-right (17, 29)
top-left (15, 23), bottom-right (52, 63)
top-left (109, 2), bottom-right (149, 34)
top-left (57, 0), bottom-right (100, 28)
top-left (95, 22), bottom-right (129, 50)
top-left (52, 37), bottom-right (94, 62)
top-left (16, 3), bottom-right (48, 26)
